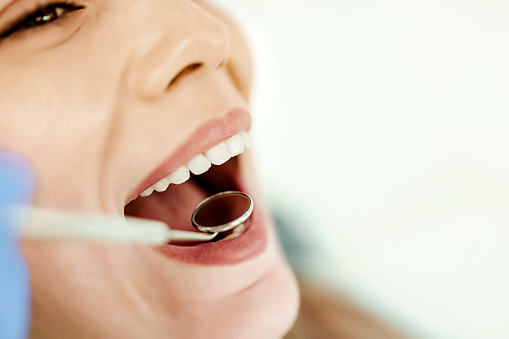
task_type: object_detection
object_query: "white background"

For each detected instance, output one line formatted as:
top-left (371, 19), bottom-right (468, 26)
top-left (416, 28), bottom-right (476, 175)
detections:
top-left (215, 1), bottom-right (509, 338)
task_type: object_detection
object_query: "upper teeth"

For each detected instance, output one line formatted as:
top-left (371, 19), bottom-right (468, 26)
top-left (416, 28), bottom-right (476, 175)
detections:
top-left (139, 131), bottom-right (250, 198)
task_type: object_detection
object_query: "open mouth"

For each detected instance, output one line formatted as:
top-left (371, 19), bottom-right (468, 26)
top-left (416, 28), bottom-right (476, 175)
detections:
top-left (124, 132), bottom-right (251, 246)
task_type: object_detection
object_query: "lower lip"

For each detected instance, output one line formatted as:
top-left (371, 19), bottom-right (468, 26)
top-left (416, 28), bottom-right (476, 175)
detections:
top-left (154, 166), bottom-right (268, 266)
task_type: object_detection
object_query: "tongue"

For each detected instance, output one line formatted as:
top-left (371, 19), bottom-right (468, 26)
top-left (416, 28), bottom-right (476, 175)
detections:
top-left (124, 179), bottom-right (208, 231)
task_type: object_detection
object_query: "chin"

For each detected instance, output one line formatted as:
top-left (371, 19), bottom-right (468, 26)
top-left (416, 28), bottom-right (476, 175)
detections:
top-left (163, 251), bottom-right (300, 339)
top-left (228, 255), bottom-right (300, 339)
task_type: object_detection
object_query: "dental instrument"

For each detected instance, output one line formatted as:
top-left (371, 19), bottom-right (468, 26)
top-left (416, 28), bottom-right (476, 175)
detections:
top-left (10, 191), bottom-right (253, 245)
top-left (192, 191), bottom-right (253, 233)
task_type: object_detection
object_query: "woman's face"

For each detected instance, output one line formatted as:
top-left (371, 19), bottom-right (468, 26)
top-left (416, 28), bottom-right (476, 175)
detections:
top-left (0, 0), bottom-right (299, 337)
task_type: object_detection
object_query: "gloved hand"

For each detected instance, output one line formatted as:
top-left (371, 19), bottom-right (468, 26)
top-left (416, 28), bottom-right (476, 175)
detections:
top-left (0, 152), bottom-right (33, 339)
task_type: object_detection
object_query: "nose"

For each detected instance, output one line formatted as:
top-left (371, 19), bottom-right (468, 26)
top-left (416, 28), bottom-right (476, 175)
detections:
top-left (128, 2), bottom-right (229, 100)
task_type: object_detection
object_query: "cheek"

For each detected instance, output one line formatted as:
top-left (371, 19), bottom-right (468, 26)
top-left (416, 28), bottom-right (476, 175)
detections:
top-left (0, 42), bottom-right (119, 147)
top-left (20, 243), bottom-right (158, 337)
top-left (0, 62), bottom-right (119, 209)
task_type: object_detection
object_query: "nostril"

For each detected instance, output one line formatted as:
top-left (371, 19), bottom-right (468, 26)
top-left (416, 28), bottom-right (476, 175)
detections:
top-left (168, 63), bottom-right (202, 88)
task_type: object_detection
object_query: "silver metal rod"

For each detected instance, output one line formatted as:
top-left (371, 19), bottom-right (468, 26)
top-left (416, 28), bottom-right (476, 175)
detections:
top-left (9, 206), bottom-right (217, 244)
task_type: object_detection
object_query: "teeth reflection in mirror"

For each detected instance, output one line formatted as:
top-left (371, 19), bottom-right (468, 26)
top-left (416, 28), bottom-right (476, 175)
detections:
top-left (166, 165), bottom-right (190, 184)
top-left (204, 142), bottom-right (231, 165)
top-left (225, 134), bottom-right (245, 157)
top-left (222, 223), bottom-right (248, 241)
top-left (187, 154), bottom-right (212, 175)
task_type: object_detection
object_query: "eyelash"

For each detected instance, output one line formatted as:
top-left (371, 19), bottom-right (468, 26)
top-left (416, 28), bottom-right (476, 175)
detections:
top-left (0, 1), bottom-right (85, 40)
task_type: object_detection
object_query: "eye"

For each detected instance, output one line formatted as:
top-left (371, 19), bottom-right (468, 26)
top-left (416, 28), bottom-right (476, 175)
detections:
top-left (0, 2), bottom-right (85, 40)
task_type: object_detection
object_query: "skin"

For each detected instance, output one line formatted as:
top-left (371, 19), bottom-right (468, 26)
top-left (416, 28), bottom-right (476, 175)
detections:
top-left (0, 0), bottom-right (299, 338)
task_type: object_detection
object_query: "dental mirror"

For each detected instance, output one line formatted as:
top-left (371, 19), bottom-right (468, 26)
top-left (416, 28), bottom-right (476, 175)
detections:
top-left (192, 191), bottom-right (253, 234)
top-left (12, 191), bottom-right (254, 244)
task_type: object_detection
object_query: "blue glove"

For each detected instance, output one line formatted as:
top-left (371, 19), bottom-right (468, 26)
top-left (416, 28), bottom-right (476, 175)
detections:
top-left (0, 152), bottom-right (33, 339)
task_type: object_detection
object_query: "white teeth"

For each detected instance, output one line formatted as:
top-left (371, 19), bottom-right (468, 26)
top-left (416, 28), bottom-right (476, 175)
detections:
top-left (225, 134), bottom-right (245, 157)
top-left (167, 165), bottom-right (190, 184)
top-left (239, 131), bottom-right (251, 148)
top-left (204, 142), bottom-right (231, 165)
top-left (152, 178), bottom-right (170, 192)
top-left (140, 187), bottom-right (154, 197)
top-left (138, 131), bottom-right (250, 198)
top-left (187, 154), bottom-right (212, 175)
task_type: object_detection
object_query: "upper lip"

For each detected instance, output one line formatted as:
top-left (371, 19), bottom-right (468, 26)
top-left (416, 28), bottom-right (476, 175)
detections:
top-left (126, 107), bottom-right (251, 204)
